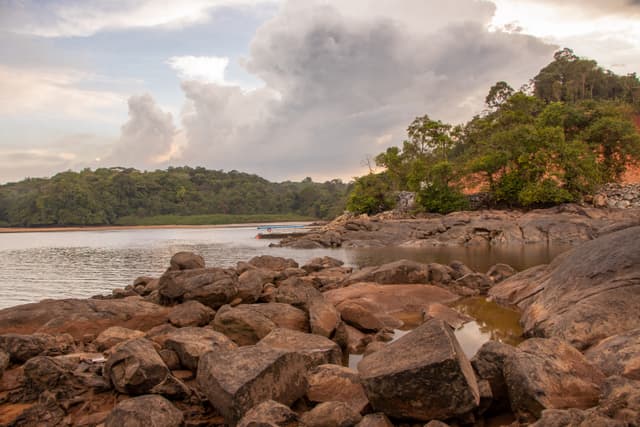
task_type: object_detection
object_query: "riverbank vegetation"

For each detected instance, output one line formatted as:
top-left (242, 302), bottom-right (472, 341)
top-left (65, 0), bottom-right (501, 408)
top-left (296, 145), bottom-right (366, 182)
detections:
top-left (348, 49), bottom-right (640, 214)
top-left (0, 168), bottom-right (349, 227)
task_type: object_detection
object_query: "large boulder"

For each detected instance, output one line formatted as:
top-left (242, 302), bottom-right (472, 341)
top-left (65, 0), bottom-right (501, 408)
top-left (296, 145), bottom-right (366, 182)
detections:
top-left (164, 327), bottom-right (237, 371)
top-left (213, 303), bottom-right (309, 346)
top-left (597, 376), bottom-right (640, 425)
top-left (168, 300), bottom-right (216, 327)
top-left (258, 328), bottom-right (342, 368)
top-left (336, 299), bottom-right (401, 332)
top-left (196, 345), bottom-right (308, 424)
top-left (309, 295), bottom-right (341, 338)
top-left (0, 349), bottom-right (9, 378)
top-left (300, 401), bottom-right (362, 427)
top-left (159, 267), bottom-right (238, 308)
top-left (0, 297), bottom-right (172, 340)
top-left (237, 400), bottom-right (300, 427)
top-left (0, 333), bottom-right (76, 364)
top-left (504, 338), bottom-right (606, 422)
top-left (105, 395), bottom-right (184, 427)
top-left (94, 326), bottom-right (145, 351)
top-left (104, 338), bottom-right (187, 397)
top-left (307, 364), bottom-right (369, 413)
top-left (169, 251), bottom-right (205, 271)
top-left (585, 328), bottom-right (640, 380)
top-left (471, 341), bottom-right (517, 413)
top-left (248, 255), bottom-right (299, 271)
top-left (490, 227), bottom-right (640, 350)
top-left (357, 319), bottom-right (479, 421)
top-left (237, 269), bottom-right (269, 303)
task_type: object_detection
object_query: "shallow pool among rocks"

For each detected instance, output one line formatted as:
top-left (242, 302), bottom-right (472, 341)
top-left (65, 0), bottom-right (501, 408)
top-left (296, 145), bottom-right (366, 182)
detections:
top-left (347, 297), bottom-right (522, 370)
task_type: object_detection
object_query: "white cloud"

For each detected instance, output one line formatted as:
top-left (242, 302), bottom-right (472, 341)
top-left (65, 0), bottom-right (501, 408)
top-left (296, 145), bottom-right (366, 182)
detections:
top-left (0, 65), bottom-right (125, 120)
top-left (0, 0), bottom-right (281, 38)
top-left (167, 56), bottom-right (231, 84)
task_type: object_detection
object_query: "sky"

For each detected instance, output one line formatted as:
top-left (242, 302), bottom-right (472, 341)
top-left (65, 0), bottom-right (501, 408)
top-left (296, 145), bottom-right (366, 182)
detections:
top-left (0, 0), bottom-right (639, 184)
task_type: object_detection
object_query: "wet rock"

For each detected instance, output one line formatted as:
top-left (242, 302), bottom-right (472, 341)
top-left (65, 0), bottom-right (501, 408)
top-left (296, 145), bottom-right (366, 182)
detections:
top-left (213, 303), bottom-right (309, 346)
top-left (597, 376), bottom-right (640, 425)
top-left (345, 259), bottom-right (430, 285)
top-left (355, 413), bottom-right (394, 427)
top-left (104, 338), bottom-right (187, 397)
top-left (300, 401), bottom-right (363, 427)
top-left (0, 349), bottom-right (8, 378)
top-left (159, 267), bottom-right (238, 309)
top-left (358, 319), bottom-right (479, 421)
top-left (504, 338), bottom-right (605, 422)
top-left (105, 395), bottom-right (184, 427)
top-left (307, 364), bottom-right (369, 413)
top-left (168, 300), bottom-right (216, 327)
top-left (491, 227), bottom-right (640, 350)
top-left (449, 260), bottom-right (474, 280)
top-left (422, 303), bottom-right (473, 329)
top-left (0, 332), bottom-right (75, 364)
top-left (486, 263), bottom-right (516, 283)
top-left (530, 408), bottom-right (621, 427)
top-left (94, 326), bottom-right (145, 351)
top-left (196, 345), bottom-right (308, 424)
top-left (0, 297), bottom-right (172, 340)
top-left (258, 328), bottom-right (342, 368)
top-left (428, 263), bottom-right (453, 285)
top-left (585, 328), bottom-right (640, 380)
top-left (309, 295), bottom-right (340, 338)
top-left (237, 400), bottom-right (300, 427)
top-left (237, 269), bottom-right (269, 303)
top-left (248, 255), bottom-right (299, 271)
top-left (164, 327), bottom-right (237, 371)
top-left (336, 300), bottom-right (392, 332)
top-left (169, 251), bottom-right (205, 271)
top-left (471, 341), bottom-right (517, 413)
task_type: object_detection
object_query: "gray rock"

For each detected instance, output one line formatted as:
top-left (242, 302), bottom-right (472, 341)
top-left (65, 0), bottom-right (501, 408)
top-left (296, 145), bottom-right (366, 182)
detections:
top-left (169, 251), bottom-right (205, 271)
top-left (164, 327), bottom-right (237, 371)
top-left (504, 338), bottom-right (605, 422)
top-left (248, 255), bottom-right (299, 271)
top-left (471, 341), bottom-right (517, 413)
top-left (258, 328), bottom-right (342, 368)
top-left (0, 332), bottom-right (75, 364)
top-left (196, 345), bottom-right (308, 424)
top-left (159, 267), bottom-right (238, 309)
top-left (168, 300), bottom-right (216, 327)
top-left (358, 319), bottom-right (479, 421)
top-left (105, 395), bottom-right (184, 427)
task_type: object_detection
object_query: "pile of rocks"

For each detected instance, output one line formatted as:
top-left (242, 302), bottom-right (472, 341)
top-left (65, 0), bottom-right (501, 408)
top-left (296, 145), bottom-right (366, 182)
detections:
top-left (0, 228), bottom-right (638, 426)
top-left (593, 183), bottom-right (640, 209)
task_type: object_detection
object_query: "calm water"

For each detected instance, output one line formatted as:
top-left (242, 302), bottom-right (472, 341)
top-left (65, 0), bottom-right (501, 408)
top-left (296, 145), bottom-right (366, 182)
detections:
top-left (0, 225), bottom-right (570, 309)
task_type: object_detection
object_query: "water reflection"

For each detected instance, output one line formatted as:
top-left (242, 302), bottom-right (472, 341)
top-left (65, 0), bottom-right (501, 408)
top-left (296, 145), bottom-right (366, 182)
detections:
top-left (0, 226), bottom-right (569, 309)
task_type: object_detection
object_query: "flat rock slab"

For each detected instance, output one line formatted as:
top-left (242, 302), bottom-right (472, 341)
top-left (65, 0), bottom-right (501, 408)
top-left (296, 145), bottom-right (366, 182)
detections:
top-left (0, 297), bottom-right (171, 340)
top-left (258, 328), bottom-right (342, 368)
top-left (585, 328), bottom-right (640, 380)
top-left (358, 319), bottom-right (479, 421)
top-left (324, 283), bottom-right (459, 318)
top-left (504, 338), bottom-right (605, 422)
top-left (196, 345), bottom-right (308, 424)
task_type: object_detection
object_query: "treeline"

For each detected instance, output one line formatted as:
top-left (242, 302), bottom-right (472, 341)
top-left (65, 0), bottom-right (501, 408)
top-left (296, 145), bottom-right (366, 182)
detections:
top-left (0, 167), bottom-right (350, 226)
top-left (348, 48), bottom-right (640, 214)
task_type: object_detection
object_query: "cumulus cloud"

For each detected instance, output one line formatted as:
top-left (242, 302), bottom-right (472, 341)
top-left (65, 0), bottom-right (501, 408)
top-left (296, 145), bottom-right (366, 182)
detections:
top-left (105, 94), bottom-right (180, 168)
top-left (172, 0), bottom-right (555, 180)
top-left (167, 56), bottom-right (232, 85)
top-left (0, 0), bottom-right (280, 37)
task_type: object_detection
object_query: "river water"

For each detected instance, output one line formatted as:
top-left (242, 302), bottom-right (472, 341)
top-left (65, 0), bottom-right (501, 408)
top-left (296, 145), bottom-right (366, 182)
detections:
top-left (0, 225), bottom-right (570, 309)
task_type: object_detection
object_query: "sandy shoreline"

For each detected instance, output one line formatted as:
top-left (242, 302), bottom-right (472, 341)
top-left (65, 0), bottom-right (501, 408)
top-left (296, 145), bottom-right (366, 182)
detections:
top-left (0, 221), bottom-right (311, 234)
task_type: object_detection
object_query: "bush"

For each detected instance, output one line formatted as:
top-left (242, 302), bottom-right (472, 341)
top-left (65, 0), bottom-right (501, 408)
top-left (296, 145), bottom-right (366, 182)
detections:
top-left (417, 183), bottom-right (469, 214)
top-left (346, 173), bottom-right (394, 215)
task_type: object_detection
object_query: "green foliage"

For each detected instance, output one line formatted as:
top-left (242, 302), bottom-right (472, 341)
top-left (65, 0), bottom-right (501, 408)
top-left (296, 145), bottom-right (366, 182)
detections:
top-left (346, 173), bottom-right (394, 215)
top-left (114, 213), bottom-right (313, 226)
top-left (0, 167), bottom-right (350, 227)
top-left (417, 183), bottom-right (469, 214)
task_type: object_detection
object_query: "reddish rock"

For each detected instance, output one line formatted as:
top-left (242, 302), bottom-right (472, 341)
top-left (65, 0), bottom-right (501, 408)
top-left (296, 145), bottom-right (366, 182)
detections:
top-left (94, 326), bottom-right (145, 352)
top-left (307, 364), bottom-right (369, 413)
top-left (159, 267), bottom-right (238, 309)
top-left (300, 401), bottom-right (362, 427)
top-left (258, 328), bottom-right (342, 368)
top-left (237, 400), bottom-right (300, 427)
top-left (0, 333), bottom-right (75, 364)
top-left (248, 255), bottom-right (299, 271)
top-left (169, 251), bottom-right (205, 271)
top-left (164, 327), bottom-right (237, 371)
top-left (105, 395), bottom-right (184, 427)
top-left (168, 300), bottom-right (215, 327)
top-left (585, 328), bottom-right (640, 380)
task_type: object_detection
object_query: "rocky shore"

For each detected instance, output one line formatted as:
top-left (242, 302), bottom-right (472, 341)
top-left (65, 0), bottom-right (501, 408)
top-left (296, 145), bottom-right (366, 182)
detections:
top-left (273, 204), bottom-right (640, 249)
top-left (0, 225), bottom-right (638, 426)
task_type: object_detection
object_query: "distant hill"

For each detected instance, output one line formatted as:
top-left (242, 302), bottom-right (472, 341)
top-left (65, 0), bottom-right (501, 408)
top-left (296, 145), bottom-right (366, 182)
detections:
top-left (0, 167), bottom-right (350, 227)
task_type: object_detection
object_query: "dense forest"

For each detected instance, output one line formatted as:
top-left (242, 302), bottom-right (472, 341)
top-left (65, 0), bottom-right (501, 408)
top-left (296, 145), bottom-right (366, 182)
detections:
top-left (348, 49), bottom-right (640, 214)
top-left (0, 168), bottom-right (350, 226)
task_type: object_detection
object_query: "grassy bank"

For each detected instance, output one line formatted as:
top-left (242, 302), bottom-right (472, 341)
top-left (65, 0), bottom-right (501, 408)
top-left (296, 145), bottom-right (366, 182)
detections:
top-left (113, 213), bottom-right (316, 226)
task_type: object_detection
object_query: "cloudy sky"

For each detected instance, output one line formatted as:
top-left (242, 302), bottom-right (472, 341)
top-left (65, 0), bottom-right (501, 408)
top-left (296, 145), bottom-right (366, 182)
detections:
top-left (1, 0), bottom-right (639, 183)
